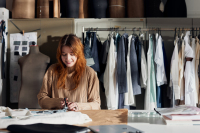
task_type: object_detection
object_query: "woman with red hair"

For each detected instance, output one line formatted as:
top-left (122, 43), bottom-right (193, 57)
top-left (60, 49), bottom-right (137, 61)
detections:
top-left (37, 34), bottom-right (101, 111)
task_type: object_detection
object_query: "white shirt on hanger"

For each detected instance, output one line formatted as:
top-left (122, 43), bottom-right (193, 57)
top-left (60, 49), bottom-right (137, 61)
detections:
top-left (184, 31), bottom-right (196, 106)
top-left (170, 41), bottom-right (179, 99)
top-left (103, 37), bottom-right (118, 110)
top-left (124, 35), bottom-right (136, 106)
top-left (154, 35), bottom-right (167, 86)
top-left (195, 37), bottom-right (200, 104)
top-left (140, 35), bottom-right (147, 89)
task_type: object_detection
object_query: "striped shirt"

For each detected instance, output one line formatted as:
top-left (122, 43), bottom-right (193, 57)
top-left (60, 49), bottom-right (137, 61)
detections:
top-left (37, 64), bottom-right (101, 110)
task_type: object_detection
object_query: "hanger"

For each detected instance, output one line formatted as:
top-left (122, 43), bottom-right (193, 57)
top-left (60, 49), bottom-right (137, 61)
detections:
top-left (181, 27), bottom-right (185, 40)
top-left (174, 27), bottom-right (177, 40)
top-left (159, 28), bottom-right (162, 38)
top-left (124, 27), bottom-right (126, 33)
top-left (95, 27), bottom-right (101, 42)
top-left (132, 27), bottom-right (138, 37)
top-left (138, 27), bottom-right (141, 36)
top-left (196, 27), bottom-right (197, 38)
top-left (198, 27), bottom-right (200, 40)
top-left (192, 27), bottom-right (195, 38)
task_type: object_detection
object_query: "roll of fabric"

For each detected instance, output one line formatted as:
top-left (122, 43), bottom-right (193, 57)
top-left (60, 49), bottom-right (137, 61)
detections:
top-left (0, 0), bottom-right (6, 8)
top-left (109, 0), bottom-right (125, 18)
top-left (79, 0), bottom-right (84, 18)
top-left (66, 0), bottom-right (79, 18)
top-left (83, 0), bottom-right (89, 18)
top-left (144, 0), bottom-right (164, 17)
top-left (12, 0), bottom-right (35, 19)
top-left (164, 0), bottom-right (187, 17)
top-left (37, 0), bottom-right (49, 18)
top-left (127, 0), bottom-right (144, 18)
top-left (90, 0), bottom-right (108, 18)
top-left (53, 0), bottom-right (60, 18)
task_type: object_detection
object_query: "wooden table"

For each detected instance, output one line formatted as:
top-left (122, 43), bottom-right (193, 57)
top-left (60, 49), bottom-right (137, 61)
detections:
top-left (0, 109), bottom-right (128, 132)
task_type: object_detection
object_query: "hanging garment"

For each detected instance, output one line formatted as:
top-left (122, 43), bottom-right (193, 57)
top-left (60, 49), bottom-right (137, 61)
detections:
top-left (190, 38), bottom-right (197, 105)
top-left (103, 37), bottom-right (118, 110)
top-left (155, 35), bottom-right (167, 108)
top-left (195, 37), bottom-right (200, 103)
top-left (124, 35), bottom-right (136, 106)
top-left (184, 31), bottom-right (196, 106)
top-left (135, 36), bottom-right (142, 81)
top-left (130, 36), bottom-right (141, 95)
top-left (195, 37), bottom-right (200, 105)
top-left (140, 37), bottom-right (147, 89)
top-left (99, 40), bottom-right (110, 90)
top-left (179, 38), bottom-right (185, 101)
top-left (145, 34), bottom-right (157, 110)
top-left (117, 33), bottom-right (128, 94)
top-left (155, 35), bottom-right (167, 86)
top-left (161, 40), bottom-right (169, 108)
top-left (84, 32), bottom-right (100, 72)
top-left (117, 33), bottom-right (128, 109)
top-left (170, 40), bottom-right (179, 99)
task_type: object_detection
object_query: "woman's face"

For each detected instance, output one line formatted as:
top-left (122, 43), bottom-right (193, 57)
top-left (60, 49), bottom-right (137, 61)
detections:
top-left (61, 46), bottom-right (77, 68)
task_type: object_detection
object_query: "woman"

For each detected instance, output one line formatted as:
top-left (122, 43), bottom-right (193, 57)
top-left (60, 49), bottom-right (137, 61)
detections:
top-left (37, 34), bottom-right (101, 111)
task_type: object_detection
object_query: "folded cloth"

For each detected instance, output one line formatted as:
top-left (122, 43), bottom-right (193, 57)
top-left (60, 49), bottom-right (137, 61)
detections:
top-left (7, 123), bottom-right (89, 133)
top-left (0, 111), bottom-right (92, 129)
top-left (5, 107), bottom-right (32, 119)
top-left (0, 106), bottom-right (7, 113)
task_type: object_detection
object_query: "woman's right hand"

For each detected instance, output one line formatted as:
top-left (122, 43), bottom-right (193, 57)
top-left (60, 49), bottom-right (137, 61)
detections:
top-left (60, 98), bottom-right (67, 109)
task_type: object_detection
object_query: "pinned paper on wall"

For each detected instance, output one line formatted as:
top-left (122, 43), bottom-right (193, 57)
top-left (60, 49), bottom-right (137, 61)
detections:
top-left (10, 32), bottom-right (37, 103)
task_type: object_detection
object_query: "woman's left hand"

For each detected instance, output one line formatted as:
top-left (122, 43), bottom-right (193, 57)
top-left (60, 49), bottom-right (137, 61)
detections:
top-left (67, 102), bottom-right (79, 111)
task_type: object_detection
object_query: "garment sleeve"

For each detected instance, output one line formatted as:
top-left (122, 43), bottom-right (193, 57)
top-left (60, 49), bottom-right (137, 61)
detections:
top-left (37, 65), bottom-right (63, 109)
top-left (76, 68), bottom-right (101, 110)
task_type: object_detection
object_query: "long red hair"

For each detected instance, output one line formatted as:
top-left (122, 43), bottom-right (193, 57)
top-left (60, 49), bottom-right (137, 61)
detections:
top-left (55, 34), bottom-right (86, 90)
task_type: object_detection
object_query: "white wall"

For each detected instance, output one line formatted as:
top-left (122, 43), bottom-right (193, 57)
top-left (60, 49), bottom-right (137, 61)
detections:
top-left (186, 0), bottom-right (200, 18)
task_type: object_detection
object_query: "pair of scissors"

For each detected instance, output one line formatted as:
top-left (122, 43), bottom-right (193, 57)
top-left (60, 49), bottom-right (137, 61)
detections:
top-left (64, 98), bottom-right (68, 109)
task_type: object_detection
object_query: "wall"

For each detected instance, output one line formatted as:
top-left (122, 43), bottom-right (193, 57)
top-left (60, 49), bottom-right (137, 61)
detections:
top-left (186, 0), bottom-right (200, 18)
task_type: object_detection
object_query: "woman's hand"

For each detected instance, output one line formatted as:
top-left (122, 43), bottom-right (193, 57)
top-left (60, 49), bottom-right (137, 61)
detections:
top-left (60, 98), bottom-right (68, 109)
top-left (67, 102), bottom-right (79, 111)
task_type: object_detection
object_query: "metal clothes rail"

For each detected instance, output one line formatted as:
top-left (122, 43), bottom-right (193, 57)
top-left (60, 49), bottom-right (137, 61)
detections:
top-left (81, 27), bottom-right (200, 44)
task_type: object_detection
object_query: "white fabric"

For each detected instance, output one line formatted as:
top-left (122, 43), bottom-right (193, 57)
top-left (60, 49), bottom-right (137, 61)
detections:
top-left (140, 41), bottom-right (148, 89)
top-left (0, 42), bottom-right (2, 106)
top-left (114, 51), bottom-right (119, 108)
top-left (191, 38), bottom-right (198, 105)
top-left (0, 106), bottom-right (6, 112)
top-left (0, 110), bottom-right (92, 129)
top-left (184, 32), bottom-right (196, 106)
top-left (4, 107), bottom-right (32, 119)
top-left (180, 40), bottom-right (185, 101)
top-left (171, 42), bottom-right (179, 99)
top-left (195, 37), bottom-right (200, 104)
top-left (145, 34), bottom-right (157, 110)
top-left (103, 37), bottom-right (118, 110)
top-left (124, 35), bottom-right (136, 106)
top-left (154, 35), bottom-right (167, 86)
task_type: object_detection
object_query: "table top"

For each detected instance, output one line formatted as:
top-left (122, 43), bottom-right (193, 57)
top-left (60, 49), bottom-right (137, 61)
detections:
top-left (1, 109), bottom-right (200, 133)
top-left (128, 110), bottom-right (200, 133)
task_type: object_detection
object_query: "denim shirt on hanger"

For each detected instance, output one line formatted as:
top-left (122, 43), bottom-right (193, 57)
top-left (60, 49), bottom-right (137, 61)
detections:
top-left (130, 36), bottom-right (141, 95)
top-left (117, 33), bottom-right (128, 94)
top-left (84, 32), bottom-right (100, 72)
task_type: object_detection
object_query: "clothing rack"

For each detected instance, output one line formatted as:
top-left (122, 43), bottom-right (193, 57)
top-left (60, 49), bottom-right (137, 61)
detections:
top-left (82, 27), bottom-right (200, 44)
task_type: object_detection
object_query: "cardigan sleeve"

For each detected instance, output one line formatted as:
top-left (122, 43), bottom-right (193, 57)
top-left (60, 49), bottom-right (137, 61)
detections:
top-left (76, 67), bottom-right (101, 110)
top-left (37, 65), bottom-right (63, 109)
